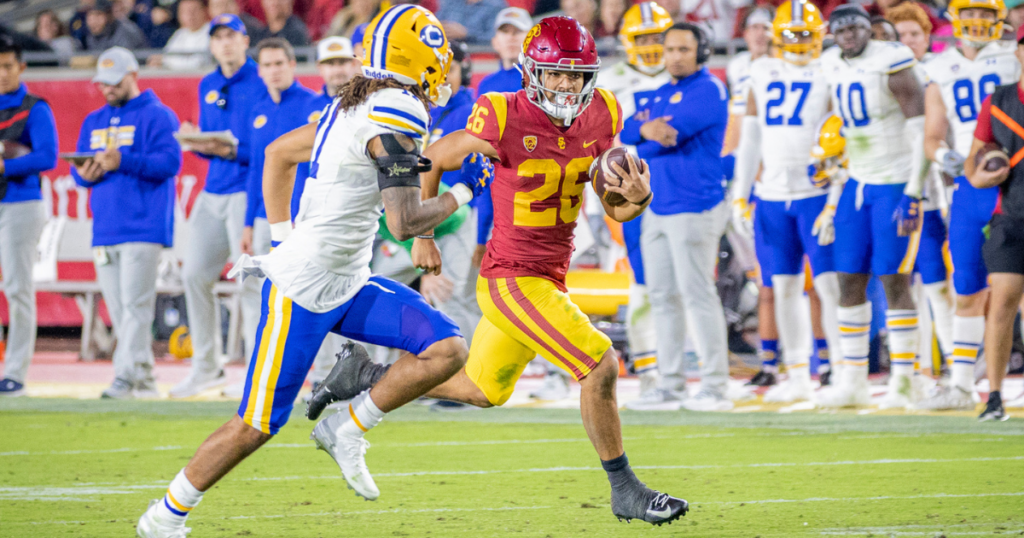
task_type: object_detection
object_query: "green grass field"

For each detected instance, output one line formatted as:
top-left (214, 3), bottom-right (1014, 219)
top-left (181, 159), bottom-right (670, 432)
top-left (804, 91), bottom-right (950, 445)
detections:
top-left (2, 399), bottom-right (1023, 537)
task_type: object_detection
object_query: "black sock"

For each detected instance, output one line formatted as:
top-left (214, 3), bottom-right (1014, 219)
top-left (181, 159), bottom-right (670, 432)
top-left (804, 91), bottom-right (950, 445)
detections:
top-left (603, 454), bottom-right (654, 518)
top-left (989, 390), bottom-right (1002, 405)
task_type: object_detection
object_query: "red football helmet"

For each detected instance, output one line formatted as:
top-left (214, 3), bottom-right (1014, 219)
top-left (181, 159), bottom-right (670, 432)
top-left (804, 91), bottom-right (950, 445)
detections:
top-left (520, 16), bottom-right (600, 125)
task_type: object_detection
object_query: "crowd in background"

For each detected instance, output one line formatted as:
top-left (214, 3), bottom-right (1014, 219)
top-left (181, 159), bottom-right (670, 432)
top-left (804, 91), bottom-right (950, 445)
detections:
top-left (4, 0), bottom-right (1012, 67)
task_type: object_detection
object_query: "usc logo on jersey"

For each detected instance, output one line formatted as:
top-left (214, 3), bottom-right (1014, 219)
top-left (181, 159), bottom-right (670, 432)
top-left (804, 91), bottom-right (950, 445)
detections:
top-left (557, 137), bottom-right (566, 149)
top-left (523, 136), bottom-right (537, 152)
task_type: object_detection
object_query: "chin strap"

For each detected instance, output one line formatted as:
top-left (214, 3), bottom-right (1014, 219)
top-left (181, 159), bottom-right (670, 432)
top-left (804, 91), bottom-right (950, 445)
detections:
top-left (904, 115), bottom-right (927, 198)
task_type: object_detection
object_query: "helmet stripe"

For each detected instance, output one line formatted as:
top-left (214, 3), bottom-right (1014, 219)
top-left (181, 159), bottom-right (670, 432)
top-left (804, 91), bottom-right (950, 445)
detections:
top-left (640, 2), bottom-right (652, 25)
top-left (372, 5), bottom-right (414, 70)
top-left (793, 0), bottom-right (803, 23)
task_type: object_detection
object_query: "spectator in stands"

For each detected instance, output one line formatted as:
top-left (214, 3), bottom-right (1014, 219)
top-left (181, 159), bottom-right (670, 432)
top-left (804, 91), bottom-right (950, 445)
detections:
top-left (329, 0), bottom-right (381, 40)
top-left (171, 14), bottom-right (264, 398)
top-left (350, 23), bottom-right (368, 58)
top-left (144, 2), bottom-right (179, 48)
top-left (149, 0), bottom-right (212, 70)
top-left (475, 7), bottom-right (531, 95)
top-left (84, 0), bottom-right (149, 51)
top-left (116, 0), bottom-right (170, 47)
top-left (871, 15), bottom-right (898, 40)
top-left (315, 36), bottom-right (360, 101)
top-left (0, 36), bottom-right (58, 397)
top-left (1006, 0), bottom-right (1024, 35)
top-left (210, 0), bottom-right (269, 42)
top-left (865, 0), bottom-right (945, 34)
top-left (596, 0), bottom-right (627, 39)
top-left (682, 0), bottom-right (749, 40)
top-left (70, 47), bottom-right (181, 400)
top-left (886, 1), bottom-right (931, 58)
top-left (305, 0), bottom-right (344, 40)
top-left (34, 10), bottom-right (79, 64)
top-left (262, 0), bottom-right (310, 45)
top-left (560, 0), bottom-right (597, 36)
top-left (436, 0), bottom-right (508, 44)
top-left (70, 0), bottom-right (95, 48)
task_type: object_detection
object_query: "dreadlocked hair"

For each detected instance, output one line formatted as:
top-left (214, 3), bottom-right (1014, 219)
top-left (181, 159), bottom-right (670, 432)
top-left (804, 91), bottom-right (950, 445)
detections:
top-left (336, 75), bottom-right (431, 116)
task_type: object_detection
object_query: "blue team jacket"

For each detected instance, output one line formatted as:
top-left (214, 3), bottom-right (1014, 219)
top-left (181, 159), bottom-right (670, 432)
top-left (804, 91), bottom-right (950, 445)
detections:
top-left (245, 81), bottom-right (323, 226)
top-left (476, 64), bottom-right (523, 96)
top-left (1, 84), bottom-right (58, 203)
top-left (621, 67), bottom-right (729, 215)
top-left (71, 89), bottom-right (181, 247)
top-left (197, 58), bottom-right (263, 195)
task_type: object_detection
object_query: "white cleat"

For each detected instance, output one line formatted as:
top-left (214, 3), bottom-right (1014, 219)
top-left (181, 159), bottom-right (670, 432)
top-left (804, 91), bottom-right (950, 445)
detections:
top-left (137, 499), bottom-right (190, 538)
top-left (311, 412), bottom-right (380, 500)
top-left (763, 378), bottom-right (814, 403)
top-left (877, 374), bottom-right (914, 409)
top-left (221, 381), bottom-right (245, 399)
top-left (529, 372), bottom-right (570, 401)
top-left (814, 379), bottom-right (870, 408)
top-left (682, 388), bottom-right (734, 412)
top-left (169, 369), bottom-right (226, 399)
top-left (624, 388), bottom-right (685, 411)
top-left (910, 385), bottom-right (976, 411)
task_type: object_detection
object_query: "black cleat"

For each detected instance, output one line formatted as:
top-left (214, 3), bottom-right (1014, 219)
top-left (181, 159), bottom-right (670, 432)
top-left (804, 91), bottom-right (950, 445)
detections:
top-left (306, 342), bottom-right (390, 420)
top-left (746, 370), bottom-right (777, 387)
top-left (616, 492), bottom-right (688, 526)
top-left (978, 398), bottom-right (1008, 422)
top-left (819, 368), bottom-right (832, 387)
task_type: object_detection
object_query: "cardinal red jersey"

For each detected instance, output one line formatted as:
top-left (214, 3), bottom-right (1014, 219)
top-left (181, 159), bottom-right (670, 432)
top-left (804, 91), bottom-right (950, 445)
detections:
top-left (467, 89), bottom-right (623, 289)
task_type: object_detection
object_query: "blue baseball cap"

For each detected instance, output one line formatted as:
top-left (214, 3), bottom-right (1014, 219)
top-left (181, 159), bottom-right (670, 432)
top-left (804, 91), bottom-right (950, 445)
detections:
top-left (210, 14), bottom-right (247, 36)
top-left (351, 23), bottom-right (369, 49)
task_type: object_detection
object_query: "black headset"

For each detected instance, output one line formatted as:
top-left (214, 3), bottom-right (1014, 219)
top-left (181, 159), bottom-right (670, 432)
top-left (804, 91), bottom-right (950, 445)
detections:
top-left (668, 22), bottom-right (711, 65)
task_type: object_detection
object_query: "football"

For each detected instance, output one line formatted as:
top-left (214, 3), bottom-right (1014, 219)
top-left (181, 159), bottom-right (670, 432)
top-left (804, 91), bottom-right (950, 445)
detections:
top-left (975, 141), bottom-right (1010, 172)
top-left (0, 140), bottom-right (31, 160)
top-left (590, 146), bottom-right (644, 207)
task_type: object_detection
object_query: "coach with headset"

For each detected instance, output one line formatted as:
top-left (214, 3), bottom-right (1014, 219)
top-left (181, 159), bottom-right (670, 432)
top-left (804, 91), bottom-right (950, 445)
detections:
top-left (620, 22), bottom-right (732, 412)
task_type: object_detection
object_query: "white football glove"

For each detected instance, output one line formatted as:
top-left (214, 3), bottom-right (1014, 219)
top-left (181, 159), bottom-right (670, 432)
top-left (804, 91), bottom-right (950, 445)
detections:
top-left (731, 198), bottom-right (754, 239)
top-left (812, 204), bottom-right (836, 246)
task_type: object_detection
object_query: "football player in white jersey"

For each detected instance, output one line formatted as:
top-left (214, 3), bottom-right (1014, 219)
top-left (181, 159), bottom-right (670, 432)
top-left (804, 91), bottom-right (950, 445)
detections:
top-left (915, 0), bottom-right (1020, 410)
top-left (599, 1), bottom-right (675, 408)
top-left (137, 7), bottom-right (488, 536)
top-left (727, 7), bottom-right (791, 388)
top-left (816, 4), bottom-right (929, 409)
top-left (730, 0), bottom-right (841, 403)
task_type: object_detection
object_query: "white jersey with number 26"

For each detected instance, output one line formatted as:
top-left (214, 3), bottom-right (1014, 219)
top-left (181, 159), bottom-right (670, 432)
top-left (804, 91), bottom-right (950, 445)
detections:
top-left (821, 40), bottom-right (917, 185)
top-left (749, 57), bottom-right (831, 201)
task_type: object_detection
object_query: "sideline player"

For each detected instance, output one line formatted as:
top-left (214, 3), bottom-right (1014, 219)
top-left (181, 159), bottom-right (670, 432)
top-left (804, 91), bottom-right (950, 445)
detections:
top-left (816, 4), bottom-right (929, 409)
top-left (730, 0), bottom-right (841, 403)
top-left (317, 16), bottom-right (690, 526)
top-left (598, 1), bottom-right (674, 408)
top-left (137, 7), bottom-right (485, 536)
top-left (914, 0), bottom-right (1019, 410)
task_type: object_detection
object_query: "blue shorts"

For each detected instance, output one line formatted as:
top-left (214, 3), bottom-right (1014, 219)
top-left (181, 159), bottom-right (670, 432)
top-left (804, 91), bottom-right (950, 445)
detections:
top-left (752, 198), bottom-right (774, 287)
top-left (238, 276), bottom-right (462, 434)
top-left (623, 214), bottom-right (645, 285)
top-left (949, 176), bottom-right (999, 295)
top-left (754, 195), bottom-right (835, 278)
top-left (834, 179), bottom-right (919, 276)
top-left (914, 210), bottom-right (947, 285)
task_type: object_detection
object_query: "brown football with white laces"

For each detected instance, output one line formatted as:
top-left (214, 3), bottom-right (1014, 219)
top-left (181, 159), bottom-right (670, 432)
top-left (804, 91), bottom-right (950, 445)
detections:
top-left (589, 146), bottom-right (645, 207)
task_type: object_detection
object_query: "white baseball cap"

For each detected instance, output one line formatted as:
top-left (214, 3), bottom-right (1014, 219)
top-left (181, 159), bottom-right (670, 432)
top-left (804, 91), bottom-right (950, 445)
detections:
top-left (93, 47), bottom-right (139, 85)
top-left (317, 37), bottom-right (355, 63)
top-left (494, 7), bottom-right (533, 32)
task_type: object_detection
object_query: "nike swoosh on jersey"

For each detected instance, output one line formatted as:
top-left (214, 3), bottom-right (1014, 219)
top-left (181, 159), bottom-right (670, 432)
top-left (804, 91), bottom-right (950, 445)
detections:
top-left (583, 140), bottom-right (597, 148)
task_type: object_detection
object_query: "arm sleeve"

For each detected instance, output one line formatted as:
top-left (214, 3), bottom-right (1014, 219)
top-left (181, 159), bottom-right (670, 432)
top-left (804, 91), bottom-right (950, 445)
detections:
top-left (667, 79), bottom-right (729, 144)
top-left (974, 95), bottom-right (996, 144)
top-left (119, 107), bottom-right (183, 183)
top-left (245, 160), bottom-right (261, 227)
top-left (194, 86), bottom-right (213, 162)
top-left (3, 101), bottom-right (59, 179)
top-left (476, 183), bottom-right (493, 245)
top-left (620, 114), bottom-right (644, 146)
top-left (70, 118), bottom-right (96, 188)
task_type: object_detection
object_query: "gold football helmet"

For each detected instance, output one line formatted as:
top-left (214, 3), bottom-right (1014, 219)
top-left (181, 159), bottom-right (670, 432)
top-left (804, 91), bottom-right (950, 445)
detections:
top-left (619, 2), bottom-right (674, 74)
top-left (810, 114), bottom-right (847, 188)
top-left (362, 5), bottom-right (453, 105)
top-left (773, 0), bottom-right (825, 66)
top-left (948, 0), bottom-right (1005, 44)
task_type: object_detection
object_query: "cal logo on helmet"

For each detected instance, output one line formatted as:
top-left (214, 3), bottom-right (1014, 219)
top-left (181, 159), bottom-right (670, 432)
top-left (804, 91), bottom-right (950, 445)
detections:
top-left (523, 136), bottom-right (537, 152)
top-left (420, 25), bottom-right (445, 48)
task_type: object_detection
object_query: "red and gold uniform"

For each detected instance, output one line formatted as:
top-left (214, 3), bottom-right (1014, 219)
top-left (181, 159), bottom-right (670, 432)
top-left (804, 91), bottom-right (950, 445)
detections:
top-left (464, 88), bottom-right (623, 405)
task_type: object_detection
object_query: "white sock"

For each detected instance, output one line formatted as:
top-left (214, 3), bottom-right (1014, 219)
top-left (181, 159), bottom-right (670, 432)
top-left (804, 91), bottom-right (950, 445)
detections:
top-left (838, 303), bottom-right (872, 383)
top-left (923, 282), bottom-right (955, 364)
top-left (155, 469), bottom-right (203, 525)
top-left (886, 309), bottom-right (919, 378)
top-left (951, 315), bottom-right (984, 393)
top-left (772, 274), bottom-right (813, 374)
top-left (339, 390), bottom-right (386, 437)
top-left (813, 272), bottom-right (842, 370)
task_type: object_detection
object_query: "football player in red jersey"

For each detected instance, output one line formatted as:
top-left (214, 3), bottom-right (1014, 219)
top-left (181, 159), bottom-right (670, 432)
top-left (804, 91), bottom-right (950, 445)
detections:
top-left (414, 16), bottom-right (689, 526)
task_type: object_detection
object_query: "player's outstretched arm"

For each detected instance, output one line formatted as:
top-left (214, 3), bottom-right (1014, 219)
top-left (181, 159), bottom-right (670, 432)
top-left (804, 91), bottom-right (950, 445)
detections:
top-left (263, 122), bottom-right (318, 228)
top-left (372, 133), bottom-right (464, 242)
top-left (421, 130), bottom-right (499, 200)
top-left (602, 154), bottom-right (652, 222)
